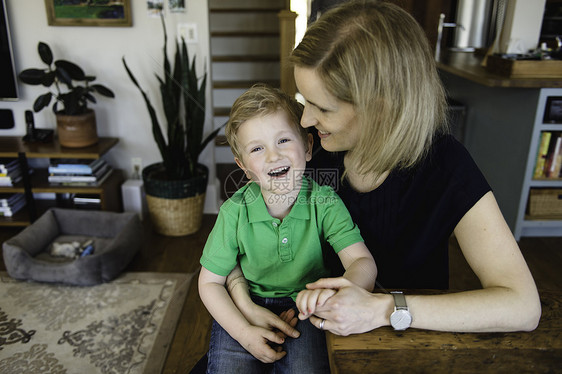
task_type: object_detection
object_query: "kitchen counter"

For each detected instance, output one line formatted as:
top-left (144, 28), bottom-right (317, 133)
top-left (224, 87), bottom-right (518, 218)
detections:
top-left (436, 51), bottom-right (562, 88)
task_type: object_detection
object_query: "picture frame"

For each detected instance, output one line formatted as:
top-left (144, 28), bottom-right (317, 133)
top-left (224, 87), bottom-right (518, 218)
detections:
top-left (44, 0), bottom-right (132, 27)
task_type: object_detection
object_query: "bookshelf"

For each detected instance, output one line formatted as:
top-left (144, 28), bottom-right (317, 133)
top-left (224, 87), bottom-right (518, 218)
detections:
top-left (515, 88), bottom-right (562, 239)
top-left (0, 137), bottom-right (122, 227)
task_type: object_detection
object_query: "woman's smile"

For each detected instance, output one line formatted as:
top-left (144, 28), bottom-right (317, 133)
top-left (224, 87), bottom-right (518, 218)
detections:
top-left (317, 129), bottom-right (331, 139)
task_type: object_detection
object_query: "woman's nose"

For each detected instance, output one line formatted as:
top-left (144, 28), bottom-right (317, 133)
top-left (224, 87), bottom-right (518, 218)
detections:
top-left (300, 105), bottom-right (317, 128)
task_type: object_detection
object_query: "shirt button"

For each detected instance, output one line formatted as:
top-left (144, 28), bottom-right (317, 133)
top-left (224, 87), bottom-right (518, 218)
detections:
top-left (282, 238), bottom-right (288, 244)
top-left (272, 222), bottom-right (278, 227)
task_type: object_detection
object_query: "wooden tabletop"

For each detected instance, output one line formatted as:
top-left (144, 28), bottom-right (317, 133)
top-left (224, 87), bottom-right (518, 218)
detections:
top-left (327, 289), bottom-right (561, 374)
top-left (436, 51), bottom-right (562, 88)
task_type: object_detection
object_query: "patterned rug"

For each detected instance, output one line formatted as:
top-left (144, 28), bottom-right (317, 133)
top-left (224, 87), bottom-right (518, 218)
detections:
top-left (0, 271), bottom-right (194, 374)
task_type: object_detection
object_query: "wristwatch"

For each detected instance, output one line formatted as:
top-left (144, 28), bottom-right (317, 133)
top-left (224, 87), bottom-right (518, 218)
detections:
top-left (390, 291), bottom-right (412, 330)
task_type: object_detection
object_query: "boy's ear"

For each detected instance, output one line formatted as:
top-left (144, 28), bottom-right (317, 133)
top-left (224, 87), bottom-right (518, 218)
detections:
top-left (235, 157), bottom-right (252, 180)
top-left (305, 133), bottom-right (313, 162)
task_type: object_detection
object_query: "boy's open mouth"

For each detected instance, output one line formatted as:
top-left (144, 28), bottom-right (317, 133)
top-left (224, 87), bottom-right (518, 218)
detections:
top-left (268, 166), bottom-right (290, 178)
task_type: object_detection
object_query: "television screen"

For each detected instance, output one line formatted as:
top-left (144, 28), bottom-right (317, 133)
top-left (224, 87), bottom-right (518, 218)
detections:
top-left (0, 0), bottom-right (18, 101)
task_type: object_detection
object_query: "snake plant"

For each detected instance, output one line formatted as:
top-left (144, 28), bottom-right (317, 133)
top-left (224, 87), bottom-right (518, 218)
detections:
top-left (123, 17), bottom-right (221, 180)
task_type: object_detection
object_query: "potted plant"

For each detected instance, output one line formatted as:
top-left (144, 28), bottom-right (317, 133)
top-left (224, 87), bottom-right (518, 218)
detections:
top-left (123, 17), bottom-right (222, 236)
top-left (18, 41), bottom-right (115, 148)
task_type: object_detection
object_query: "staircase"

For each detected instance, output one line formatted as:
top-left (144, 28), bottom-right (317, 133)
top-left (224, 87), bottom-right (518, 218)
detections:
top-left (208, 0), bottom-right (289, 201)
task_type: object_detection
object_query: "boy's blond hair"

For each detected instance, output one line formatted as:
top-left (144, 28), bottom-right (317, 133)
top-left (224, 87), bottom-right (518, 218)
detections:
top-left (291, 1), bottom-right (448, 180)
top-left (226, 84), bottom-right (307, 160)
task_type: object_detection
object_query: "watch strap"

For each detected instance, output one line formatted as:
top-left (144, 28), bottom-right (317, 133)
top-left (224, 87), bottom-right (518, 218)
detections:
top-left (391, 291), bottom-right (408, 310)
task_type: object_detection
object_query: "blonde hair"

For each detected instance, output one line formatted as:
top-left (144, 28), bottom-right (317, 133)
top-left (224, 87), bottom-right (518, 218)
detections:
top-left (226, 84), bottom-right (307, 160)
top-left (291, 0), bottom-right (448, 178)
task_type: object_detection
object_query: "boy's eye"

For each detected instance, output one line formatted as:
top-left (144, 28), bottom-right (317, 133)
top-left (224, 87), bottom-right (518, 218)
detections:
top-left (279, 138), bottom-right (290, 144)
top-left (250, 146), bottom-right (263, 153)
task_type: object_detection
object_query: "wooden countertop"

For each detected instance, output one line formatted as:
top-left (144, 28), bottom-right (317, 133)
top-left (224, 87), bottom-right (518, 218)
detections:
top-left (437, 51), bottom-right (562, 88)
top-left (327, 289), bottom-right (561, 374)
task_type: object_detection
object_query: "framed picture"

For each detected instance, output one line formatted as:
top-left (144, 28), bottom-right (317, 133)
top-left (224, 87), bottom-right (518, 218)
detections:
top-left (45, 0), bottom-right (132, 27)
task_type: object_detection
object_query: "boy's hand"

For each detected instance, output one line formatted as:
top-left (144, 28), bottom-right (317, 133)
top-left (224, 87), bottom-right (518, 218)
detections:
top-left (237, 324), bottom-right (290, 363)
top-left (239, 301), bottom-right (301, 339)
top-left (277, 309), bottom-right (299, 338)
top-left (296, 288), bottom-right (337, 320)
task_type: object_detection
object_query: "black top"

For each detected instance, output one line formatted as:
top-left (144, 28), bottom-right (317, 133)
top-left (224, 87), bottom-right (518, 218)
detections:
top-left (307, 134), bottom-right (491, 289)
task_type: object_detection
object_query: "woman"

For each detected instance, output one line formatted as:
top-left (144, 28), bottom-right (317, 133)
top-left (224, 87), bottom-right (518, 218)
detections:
top-left (192, 1), bottom-right (541, 369)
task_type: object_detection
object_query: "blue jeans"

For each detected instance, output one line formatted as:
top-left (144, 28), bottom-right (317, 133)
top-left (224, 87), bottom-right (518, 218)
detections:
top-left (207, 296), bottom-right (330, 374)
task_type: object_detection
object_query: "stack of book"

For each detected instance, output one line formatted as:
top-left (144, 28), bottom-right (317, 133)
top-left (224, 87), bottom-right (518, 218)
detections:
top-left (0, 159), bottom-right (22, 186)
top-left (72, 194), bottom-right (102, 210)
top-left (533, 131), bottom-right (562, 179)
top-left (0, 193), bottom-right (26, 217)
top-left (48, 158), bottom-right (113, 186)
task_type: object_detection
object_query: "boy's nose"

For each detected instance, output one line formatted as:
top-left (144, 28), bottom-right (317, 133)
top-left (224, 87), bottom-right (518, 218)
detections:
top-left (266, 148), bottom-right (282, 162)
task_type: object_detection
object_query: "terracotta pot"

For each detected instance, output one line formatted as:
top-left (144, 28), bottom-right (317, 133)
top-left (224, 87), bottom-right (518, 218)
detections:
top-left (56, 109), bottom-right (98, 148)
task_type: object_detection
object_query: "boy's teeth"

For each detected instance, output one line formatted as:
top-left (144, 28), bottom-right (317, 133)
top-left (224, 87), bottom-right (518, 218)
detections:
top-left (268, 166), bottom-right (290, 176)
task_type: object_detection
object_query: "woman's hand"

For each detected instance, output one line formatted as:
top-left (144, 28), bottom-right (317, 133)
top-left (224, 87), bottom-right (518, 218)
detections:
top-left (304, 277), bottom-right (393, 336)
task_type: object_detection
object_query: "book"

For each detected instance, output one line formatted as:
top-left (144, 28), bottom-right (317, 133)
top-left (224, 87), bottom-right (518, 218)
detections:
top-left (48, 161), bottom-right (106, 177)
top-left (48, 158), bottom-right (105, 175)
top-left (546, 134), bottom-right (562, 178)
top-left (73, 194), bottom-right (102, 210)
top-left (0, 197), bottom-right (26, 217)
top-left (48, 168), bottom-right (113, 187)
top-left (533, 131), bottom-right (552, 179)
top-left (0, 174), bottom-right (22, 186)
top-left (0, 158), bottom-right (19, 170)
top-left (0, 193), bottom-right (25, 207)
top-left (0, 159), bottom-right (19, 176)
top-left (0, 165), bottom-right (30, 186)
top-left (48, 163), bottom-right (111, 183)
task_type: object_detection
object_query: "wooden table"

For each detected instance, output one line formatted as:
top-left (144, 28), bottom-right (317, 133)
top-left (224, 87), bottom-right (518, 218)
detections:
top-left (327, 290), bottom-right (561, 373)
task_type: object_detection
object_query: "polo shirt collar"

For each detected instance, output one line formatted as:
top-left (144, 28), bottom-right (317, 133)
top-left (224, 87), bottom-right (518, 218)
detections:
top-left (244, 178), bottom-right (312, 223)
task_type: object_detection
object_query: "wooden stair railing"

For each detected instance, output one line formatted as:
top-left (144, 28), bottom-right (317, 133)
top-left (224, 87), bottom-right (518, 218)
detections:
top-left (278, 9), bottom-right (297, 97)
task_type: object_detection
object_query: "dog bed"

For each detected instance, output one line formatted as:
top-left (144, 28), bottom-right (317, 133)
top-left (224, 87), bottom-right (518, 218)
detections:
top-left (2, 208), bottom-right (142, 286)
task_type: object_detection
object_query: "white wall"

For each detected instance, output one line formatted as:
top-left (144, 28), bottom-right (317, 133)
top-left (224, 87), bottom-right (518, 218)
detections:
top-left (499, 0), bottom-right (546, 54)
top-left (0, 0), bottom-right (220, 213)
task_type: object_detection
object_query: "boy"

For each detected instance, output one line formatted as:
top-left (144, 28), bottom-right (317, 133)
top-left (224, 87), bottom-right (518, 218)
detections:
top-left (198, 84), bottom-right (377, 373)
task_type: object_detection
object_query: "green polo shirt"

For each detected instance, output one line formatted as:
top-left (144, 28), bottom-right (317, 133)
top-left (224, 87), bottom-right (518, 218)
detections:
top-left (200, 176), bottom-right (363, 299)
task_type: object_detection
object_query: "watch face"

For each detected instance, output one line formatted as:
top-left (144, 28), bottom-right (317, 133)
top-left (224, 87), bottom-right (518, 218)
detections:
top-left (390, 309), bottom-right (412, 330)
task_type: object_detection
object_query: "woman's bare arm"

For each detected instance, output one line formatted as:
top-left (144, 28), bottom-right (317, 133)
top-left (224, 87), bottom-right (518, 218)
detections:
top-left (306, 192), bottom-right (541, 334)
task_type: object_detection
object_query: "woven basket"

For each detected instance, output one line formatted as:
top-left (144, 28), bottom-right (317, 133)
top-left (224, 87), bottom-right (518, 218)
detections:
top-left (142, 163), bottom-right (209, 236)
top-left (528, 188), bottom-right (562, 217)
top-left (146, 193), bottom-right (206, 236)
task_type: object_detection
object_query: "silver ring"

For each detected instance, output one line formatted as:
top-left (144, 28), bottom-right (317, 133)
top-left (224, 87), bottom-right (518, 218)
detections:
top-left (319, 319), bottom-right (325, 330)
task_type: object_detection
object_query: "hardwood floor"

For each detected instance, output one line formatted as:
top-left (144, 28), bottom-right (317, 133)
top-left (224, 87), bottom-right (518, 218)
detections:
top-left (1, 216), bottom-right (561, 373)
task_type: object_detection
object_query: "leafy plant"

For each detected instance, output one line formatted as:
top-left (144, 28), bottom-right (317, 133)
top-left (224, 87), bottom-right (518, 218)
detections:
top-left (123, 17), bottom-right (222, 180)
top-left (18, 41), bottom-right (114, 115)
